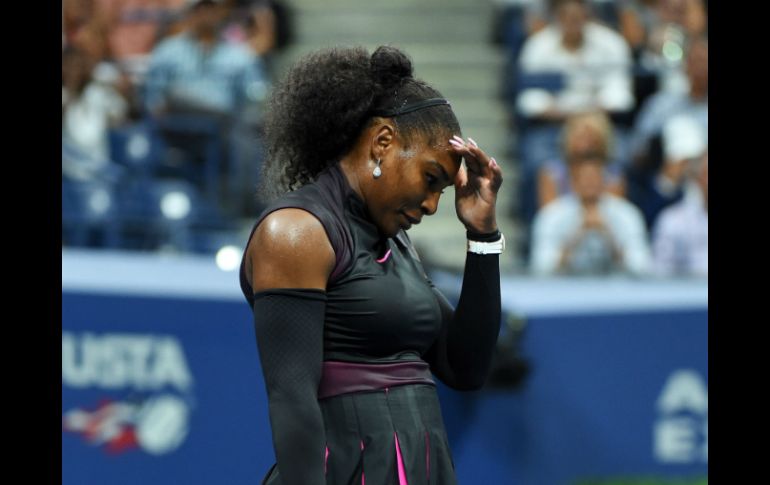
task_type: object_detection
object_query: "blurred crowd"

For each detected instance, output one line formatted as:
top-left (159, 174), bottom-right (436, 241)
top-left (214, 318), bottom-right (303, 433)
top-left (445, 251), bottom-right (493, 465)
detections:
top-left (494, 0), bottom-right (707, 278)
top-left (62, 0), bottom-right (707, 278)
top-left (62, 0), bottom-right (291, 253)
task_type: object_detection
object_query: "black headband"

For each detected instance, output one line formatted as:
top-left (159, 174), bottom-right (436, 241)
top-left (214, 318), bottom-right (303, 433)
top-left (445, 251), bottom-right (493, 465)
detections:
top-left (370, 98), bottom-right (451, 117)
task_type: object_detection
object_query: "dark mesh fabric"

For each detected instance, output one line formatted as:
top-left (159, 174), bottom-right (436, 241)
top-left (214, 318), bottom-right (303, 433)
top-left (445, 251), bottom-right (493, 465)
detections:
top-left (253, 289), bottom-right (328, 485)
top-left (426, 253), bottom-right (502, 390)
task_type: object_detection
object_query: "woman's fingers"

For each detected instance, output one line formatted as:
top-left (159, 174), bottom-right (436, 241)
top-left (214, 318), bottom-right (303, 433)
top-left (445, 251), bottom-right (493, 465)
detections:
top-left (450, 137), bottom-right (503, 229)
top-left (450, 136), bottom-right (490, 174)
top-left (449, 136), bottom-right (501, 187)
top-left (486, 156), bottom-right (504, 192)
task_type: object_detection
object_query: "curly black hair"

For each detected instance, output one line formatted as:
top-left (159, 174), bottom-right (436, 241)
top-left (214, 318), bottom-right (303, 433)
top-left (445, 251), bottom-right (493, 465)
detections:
top-left (258, 45), bottom-right (461, 201)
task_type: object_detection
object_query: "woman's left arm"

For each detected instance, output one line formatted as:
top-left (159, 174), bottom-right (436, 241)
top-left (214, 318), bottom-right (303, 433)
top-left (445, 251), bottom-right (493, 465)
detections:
top-left (423, 136), bottom-right (503, 390)
top-left (423, 249), bottom-right (501, 390)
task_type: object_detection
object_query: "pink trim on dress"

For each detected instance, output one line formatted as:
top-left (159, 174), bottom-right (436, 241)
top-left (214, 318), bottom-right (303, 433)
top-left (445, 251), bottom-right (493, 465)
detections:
top-left (325, 445), bottom-right (329, 475)
top-left (425, 431), bottom-right (430, 481)
top-left (360, 440), bottom-right (366, 485)
top-left (394, 432), bottom-right (409, 485)
top-left (376, 249), bottom-right (392, 263)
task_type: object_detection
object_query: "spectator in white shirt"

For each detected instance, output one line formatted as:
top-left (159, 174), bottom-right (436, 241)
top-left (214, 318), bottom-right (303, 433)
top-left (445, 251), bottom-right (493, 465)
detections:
top-left (516, 0), bottom-right (635, 122)
top-left (62, 46), bottom-right (129, 182)
top-left (628, 35), bottom-right (707, 166)
top-left (626, 112), bottom-right (706, 230)
top-left (530, 151), bottom-right (651, 277)
top-left (651, 149), bottom-right (707, 277)
top-left (513, 0), bottom-right (635, 204)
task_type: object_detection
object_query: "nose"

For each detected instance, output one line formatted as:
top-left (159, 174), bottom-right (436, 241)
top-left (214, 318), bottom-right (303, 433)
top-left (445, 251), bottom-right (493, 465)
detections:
top-left (420, 191), bottom-right (441, 216)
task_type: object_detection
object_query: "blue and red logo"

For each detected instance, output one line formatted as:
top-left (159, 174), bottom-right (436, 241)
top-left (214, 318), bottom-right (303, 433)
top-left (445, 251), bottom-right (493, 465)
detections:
top-left (63, 332), bottom-right (194, 456)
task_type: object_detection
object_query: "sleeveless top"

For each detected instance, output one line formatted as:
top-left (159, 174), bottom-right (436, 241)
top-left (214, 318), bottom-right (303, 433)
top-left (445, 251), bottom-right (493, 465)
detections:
top-left (239, 163), bottom-right (444, 364)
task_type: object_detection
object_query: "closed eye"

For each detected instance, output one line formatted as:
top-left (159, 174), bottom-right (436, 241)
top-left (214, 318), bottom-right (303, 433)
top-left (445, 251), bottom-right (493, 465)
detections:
top-left (426, 174), bottom-right (446, 194)
top-left (426, 160), bottom-right (451, 194)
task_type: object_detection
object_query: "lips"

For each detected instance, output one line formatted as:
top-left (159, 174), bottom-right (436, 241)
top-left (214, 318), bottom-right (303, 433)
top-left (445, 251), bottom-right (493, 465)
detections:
top-left (400, 211), bottom-right (421, 229)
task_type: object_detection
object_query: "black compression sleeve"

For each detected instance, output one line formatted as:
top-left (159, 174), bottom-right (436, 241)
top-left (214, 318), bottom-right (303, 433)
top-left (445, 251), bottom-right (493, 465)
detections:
top-left (252, 289), bottom-right (327, 485)
top-left (425, 252), bottom-right (501, 390)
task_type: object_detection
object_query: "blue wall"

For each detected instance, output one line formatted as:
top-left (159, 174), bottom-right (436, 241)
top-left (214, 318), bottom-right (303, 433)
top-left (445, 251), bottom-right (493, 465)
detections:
top-left (62, 251), bottom-right (707, 485)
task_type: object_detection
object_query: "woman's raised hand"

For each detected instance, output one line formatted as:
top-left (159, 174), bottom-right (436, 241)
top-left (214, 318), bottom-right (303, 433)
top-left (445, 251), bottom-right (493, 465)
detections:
top-left (449, 135), bottom-right (503, 234)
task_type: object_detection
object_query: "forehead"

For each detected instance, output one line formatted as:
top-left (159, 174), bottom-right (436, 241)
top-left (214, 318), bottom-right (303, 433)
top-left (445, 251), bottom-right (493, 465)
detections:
top-left (557, 1), bottom-right (587, 16)
top-left (400, 133), bottom-right (461, 168)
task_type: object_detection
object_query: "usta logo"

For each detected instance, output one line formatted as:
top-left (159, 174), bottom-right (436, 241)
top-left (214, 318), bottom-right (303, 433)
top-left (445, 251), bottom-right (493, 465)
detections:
top-left (62, 332), bottom-right (193, 455)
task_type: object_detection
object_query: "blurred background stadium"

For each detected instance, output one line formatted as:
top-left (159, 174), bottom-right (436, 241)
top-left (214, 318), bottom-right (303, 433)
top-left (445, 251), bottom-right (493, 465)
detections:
top-left (62, 0), bottom-right (708, 483)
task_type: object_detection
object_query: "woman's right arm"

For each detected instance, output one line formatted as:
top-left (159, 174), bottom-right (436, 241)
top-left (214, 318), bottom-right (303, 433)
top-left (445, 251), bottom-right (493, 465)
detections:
top-left (247, 208), bottom-right (335, 485)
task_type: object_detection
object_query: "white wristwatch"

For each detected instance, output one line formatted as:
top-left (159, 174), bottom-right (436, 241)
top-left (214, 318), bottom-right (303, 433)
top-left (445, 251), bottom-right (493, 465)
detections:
top-left (467, 233), bottom-right (506, 255)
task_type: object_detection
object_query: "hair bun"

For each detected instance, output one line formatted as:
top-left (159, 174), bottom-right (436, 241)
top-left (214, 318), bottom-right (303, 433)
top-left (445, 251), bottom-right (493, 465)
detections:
top-left (370, 46), bottom-right (413, 90)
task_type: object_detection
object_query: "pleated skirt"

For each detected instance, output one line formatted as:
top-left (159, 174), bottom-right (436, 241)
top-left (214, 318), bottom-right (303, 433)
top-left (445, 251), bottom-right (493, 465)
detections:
top-left (261, 383), bottom-right (457, 485)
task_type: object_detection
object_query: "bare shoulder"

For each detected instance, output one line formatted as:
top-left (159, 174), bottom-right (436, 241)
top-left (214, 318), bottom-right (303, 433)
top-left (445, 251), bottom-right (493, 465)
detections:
top-left (246, 208), bottom-right (335, 292)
